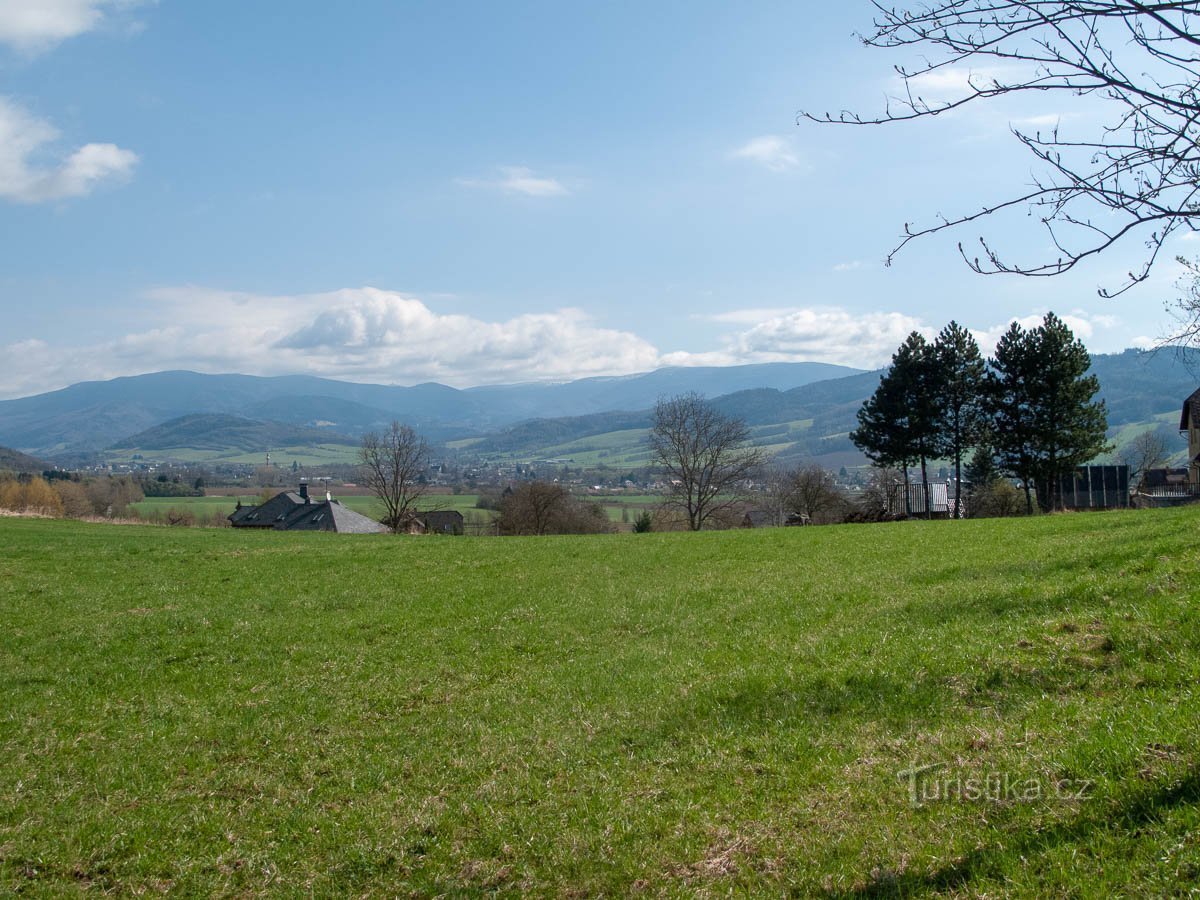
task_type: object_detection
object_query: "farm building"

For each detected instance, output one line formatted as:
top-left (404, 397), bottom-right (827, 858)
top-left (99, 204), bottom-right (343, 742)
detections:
top-left (229, 481), bottom-right (387, 534)
top-left (420, 510), bottom-right (465, 535)
top-left (1182, 387), bottom-right (1200, 483)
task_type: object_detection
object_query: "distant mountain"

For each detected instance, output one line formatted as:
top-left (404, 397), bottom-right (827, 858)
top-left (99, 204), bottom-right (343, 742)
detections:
top-left (2, 351), bottom-right (1190, 461)
top-left (109, 414), bottom-right (358, 454)
top-left (0, 445), bottom-right (49, 474)
top-left (465, 349), bottom-right (1200, 468)
top-left (0, 363), bottom-right (864, 456)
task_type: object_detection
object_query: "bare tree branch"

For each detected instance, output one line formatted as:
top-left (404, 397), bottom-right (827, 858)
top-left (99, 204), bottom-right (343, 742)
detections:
top-left (801, 1), bottom-right (1200, 297)
top-left (359, 422), bottom-right (430, 533)
top-left (648, 393), bottom-right (766, 531)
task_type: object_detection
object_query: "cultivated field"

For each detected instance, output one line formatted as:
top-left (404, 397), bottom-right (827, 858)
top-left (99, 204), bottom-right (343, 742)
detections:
top-left (1, 509), bottom-right (1198, 895)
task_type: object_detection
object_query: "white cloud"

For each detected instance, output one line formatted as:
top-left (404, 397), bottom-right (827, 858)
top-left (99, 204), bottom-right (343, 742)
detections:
top-left (724, 308), bottom-right (929, 367)
top-left (968, 310), bottom-right (1118, 356)
top-left (0, 97), bottom-right (138, 203)
top-left (731, 135), bottom-right (804, 173)
top-left (457, 165), bottom-right (568, 197)
top-left (832, 260), bottom-right (867, 273)
top-left (0, 291), bottom-right (1141, 399)
top-left (0, 0), bottom-right (143, 52)
top-left (0, 287), bottom-right (662, 397)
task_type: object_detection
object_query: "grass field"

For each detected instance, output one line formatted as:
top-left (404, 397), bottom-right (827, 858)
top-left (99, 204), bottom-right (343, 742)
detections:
top-left (2, 509), bottom-right (1199, 894)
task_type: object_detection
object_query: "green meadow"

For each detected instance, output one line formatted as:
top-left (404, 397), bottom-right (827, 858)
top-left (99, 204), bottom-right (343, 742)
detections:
top-left (1, 509), bottom-right (1199, 895)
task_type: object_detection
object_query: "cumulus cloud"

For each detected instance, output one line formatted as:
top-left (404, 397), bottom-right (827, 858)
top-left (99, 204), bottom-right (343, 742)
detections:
top-left (0, 287), bottom-right (663, 397)
top-left (730, 135), bottom-right (804, 172)
top-left (726, 308), bottom-right (929, 367)
top-left (0, 0), bottom-right (143, 52)
top-left (457, 166), bottom-right (569, 197)
top-left (0, 290), bottom-right (1137, 399)
top-left (968, 310), bottom-right (1119, 356)
top-left (0, 97), bottom-right (138, 202)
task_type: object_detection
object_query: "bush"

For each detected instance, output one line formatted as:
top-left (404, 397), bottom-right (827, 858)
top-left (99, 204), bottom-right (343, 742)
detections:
top-left (497, 482), bottom-right (615, 535)
top-left (0, 476), bottom-right (64, 516)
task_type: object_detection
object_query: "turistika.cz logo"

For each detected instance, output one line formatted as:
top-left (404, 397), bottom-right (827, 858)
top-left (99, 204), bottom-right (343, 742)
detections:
top-left (898, 762), bottom-right (1094, 806)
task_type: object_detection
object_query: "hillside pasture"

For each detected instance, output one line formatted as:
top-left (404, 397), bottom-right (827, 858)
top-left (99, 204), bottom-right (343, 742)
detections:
top-left (3, 509), bottom-right (1200, 893)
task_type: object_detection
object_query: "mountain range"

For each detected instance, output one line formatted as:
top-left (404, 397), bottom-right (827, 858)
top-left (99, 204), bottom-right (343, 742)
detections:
top-left (0, 362), bottom-right (860, 457)
top-left (0, 350), bottom-right (1194, 467)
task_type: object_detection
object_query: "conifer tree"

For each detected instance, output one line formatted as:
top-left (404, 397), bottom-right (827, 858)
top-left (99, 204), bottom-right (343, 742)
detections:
top-left (1026, 313), bottom-right (1109, 510)
top-left (891, 332), bottom-right (944, 519)
top-left (933, 321), bottom-right (986, 519)
top-left (987, 321), bottom-right (1041, 514)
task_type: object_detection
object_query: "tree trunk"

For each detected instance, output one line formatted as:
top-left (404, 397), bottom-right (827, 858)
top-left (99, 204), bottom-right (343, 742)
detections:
top-left (920, 455), bottom-right (931, 520)
top-left (953, 444), bottom-right (962, 520)
top-left (902, 464), bottom-right (911, 517)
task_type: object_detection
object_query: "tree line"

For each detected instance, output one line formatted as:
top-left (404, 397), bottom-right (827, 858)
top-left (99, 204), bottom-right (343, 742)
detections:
top-left (851, 313), bottom-right (1108, 517)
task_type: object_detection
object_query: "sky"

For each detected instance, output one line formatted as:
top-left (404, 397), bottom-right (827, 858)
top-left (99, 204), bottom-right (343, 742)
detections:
top-left (0, 0), bottom-right (1189, 399)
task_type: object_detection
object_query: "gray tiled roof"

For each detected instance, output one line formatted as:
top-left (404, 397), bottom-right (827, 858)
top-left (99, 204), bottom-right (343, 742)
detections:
top-left (230, 491), bottom-right (387, 534)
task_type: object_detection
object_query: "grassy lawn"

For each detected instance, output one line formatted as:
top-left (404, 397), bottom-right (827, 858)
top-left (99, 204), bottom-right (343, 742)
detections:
top-left (1, 509), bottom-right (1199, 894)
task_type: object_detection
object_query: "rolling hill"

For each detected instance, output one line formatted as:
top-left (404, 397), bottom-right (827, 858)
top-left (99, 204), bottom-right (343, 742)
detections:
top-left (108, 414), bottom-right (358, 454)
top-left (0, 363), bottom-right (863, 456)
top-left (465, 349), bottom-right (1200, 469)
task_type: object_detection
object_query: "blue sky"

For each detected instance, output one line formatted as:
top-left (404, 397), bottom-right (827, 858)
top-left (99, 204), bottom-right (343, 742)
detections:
top-left (0, 0), bottom-right (1184, 398)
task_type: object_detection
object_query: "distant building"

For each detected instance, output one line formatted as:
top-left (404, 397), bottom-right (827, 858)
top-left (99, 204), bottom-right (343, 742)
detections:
top-left (229, 481), bottom-right (387, 534)
top-left (420, 510), bottom-right (465, 535)
top-left (1181, 387), bottom-right (1200, 482)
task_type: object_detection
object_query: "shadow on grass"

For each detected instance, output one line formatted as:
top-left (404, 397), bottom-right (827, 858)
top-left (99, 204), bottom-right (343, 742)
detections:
top-left (824, 765), bottom-right (1200, 898)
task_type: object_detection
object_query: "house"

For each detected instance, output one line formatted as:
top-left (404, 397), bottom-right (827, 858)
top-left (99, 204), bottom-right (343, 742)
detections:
top-left (421, 510), bottom-right (464, 535)
top-left (1181, 387), bottom-right (1200, 482)
top-left (229, 481), bottom-right (387, 534)
top-left (394, 509), bottom-right (465, 535)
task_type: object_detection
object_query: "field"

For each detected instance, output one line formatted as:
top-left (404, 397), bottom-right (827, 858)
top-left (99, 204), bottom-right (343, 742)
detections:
top-left (1, 509), bottom-right (1199, 894)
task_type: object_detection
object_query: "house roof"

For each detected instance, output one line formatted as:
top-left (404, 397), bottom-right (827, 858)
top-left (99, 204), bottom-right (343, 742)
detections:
top-left (228, 491), bottom-right (307, 527)
top-left (1180, 387), bottom-right (1200, 431)
top-left (278, 499), bottom-right (387, 534)
top-left (229, 490), bottom-right (387, 534)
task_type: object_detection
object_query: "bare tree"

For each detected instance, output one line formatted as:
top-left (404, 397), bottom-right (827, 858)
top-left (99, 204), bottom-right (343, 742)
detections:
top-left (497, 481), bottom-right (613, 535)
top-left (649, 393), bottom-right (766, 531)
top-left (359, 422), bottom-right (430, 532)
top-left (786, 464), bottom-right (844, 523)
top-left (1119, 425), bottom-right (1175, 484)
top-left (804, 2), bottom-right (1200, 298)
top-left (859, 466), bottom-right (905, 519)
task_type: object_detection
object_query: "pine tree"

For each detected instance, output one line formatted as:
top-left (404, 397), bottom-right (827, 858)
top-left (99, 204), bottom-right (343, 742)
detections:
top-left (851, 362), bottom-right (917, 514)
top-left (891, 332), bottom-right (944, 519)
top-left (986, 314), bottom-right (1109, 513)
top-left (1026, 313), bottom-right (1109, 510)
top-left (933, 321), bottom-right (986, 519)
top-left (987, 321), bottom-right (1041, 515)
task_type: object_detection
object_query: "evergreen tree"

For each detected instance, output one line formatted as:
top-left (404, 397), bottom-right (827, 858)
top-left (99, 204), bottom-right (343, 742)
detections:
top-left (891, 332), bottom-right (944, 519)
top-left (986, 314), bottom-right (1109, 513)
top-left (851, 332), bottom-right (943, 516)
top-left (933, 321), bottom-right (987, 519)
top-left (1026, 313), bottom-right (1109, 510)
top-left (851, 361), bottom-right (917, 514)
top-left (987, 321), bottom-right (1041, 514)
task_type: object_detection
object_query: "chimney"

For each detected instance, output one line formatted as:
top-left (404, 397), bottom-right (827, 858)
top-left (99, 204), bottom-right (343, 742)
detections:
top-left (299, 479), bottom-right (309, 503)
